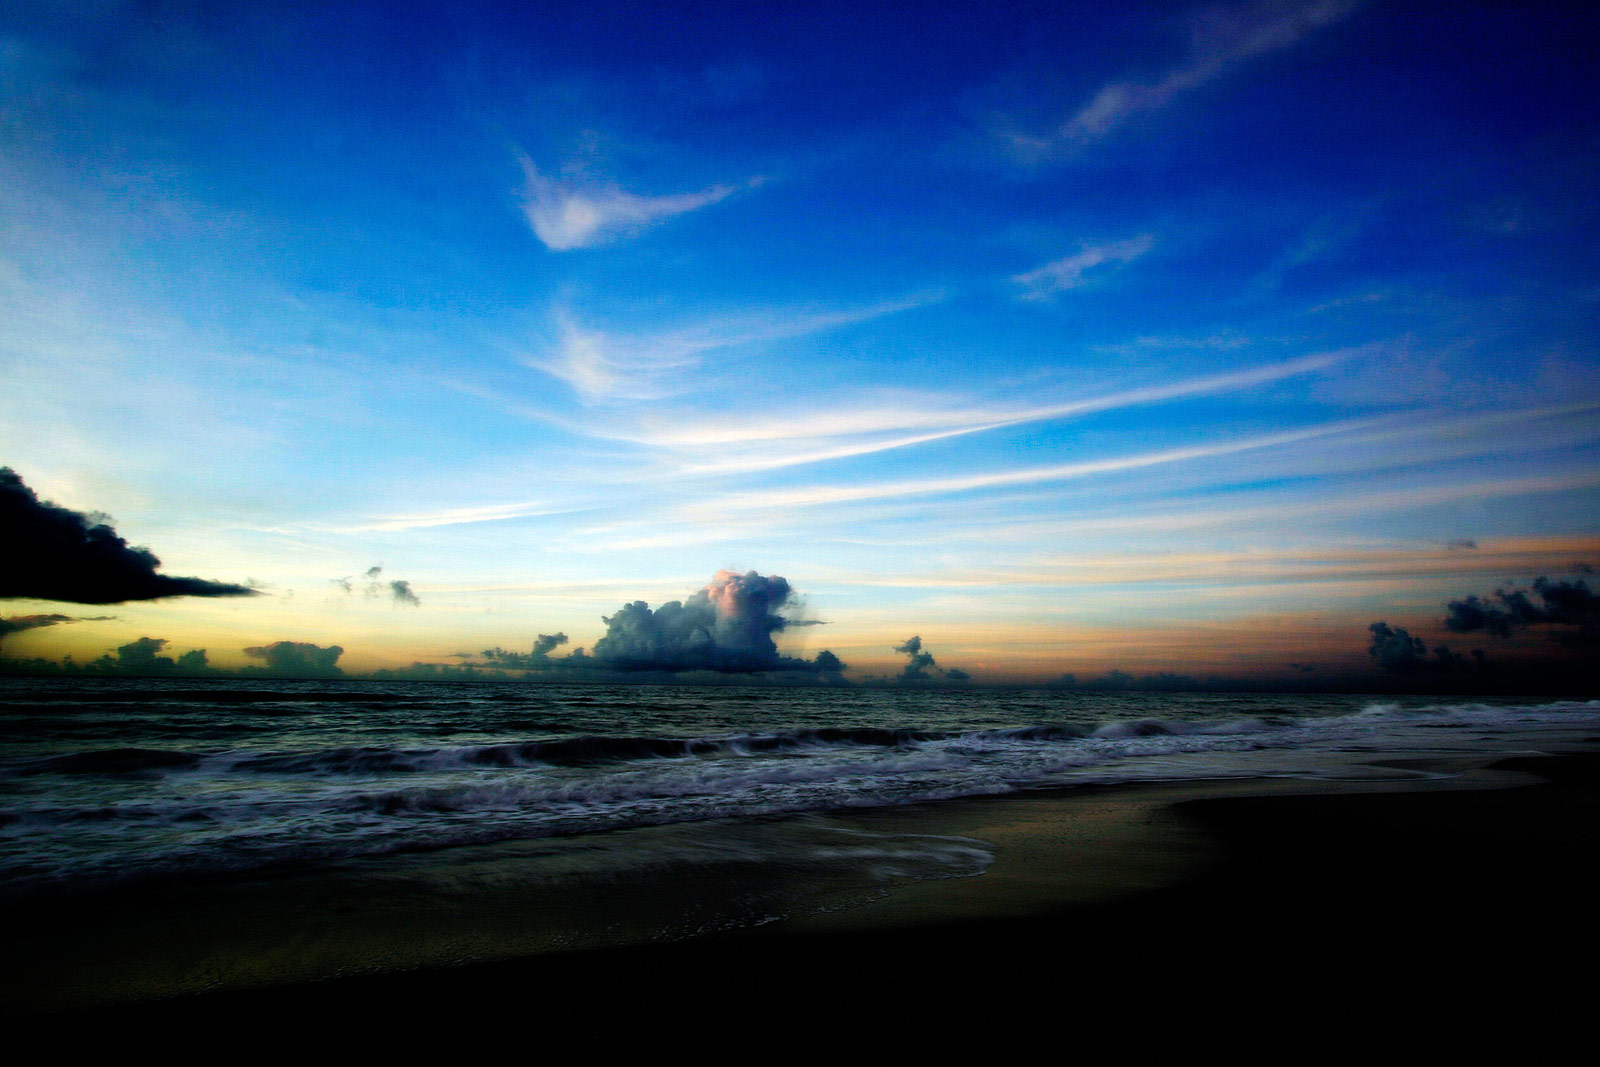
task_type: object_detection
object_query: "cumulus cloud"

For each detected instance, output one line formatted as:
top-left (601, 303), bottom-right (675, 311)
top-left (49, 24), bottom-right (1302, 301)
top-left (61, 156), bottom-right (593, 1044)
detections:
top-left (1366, 622), bottom-right (1471, 673)
top-left (243, 641), bottom-right (345, 678)
top-left (532, 632), bottom-right (569, 658)
top-left (893, 635), bottom-right (969, 684)
top-left (591, 570), bottom-right (805, 672)
top-left (486, 571), bottom-right (845, 676)
top-left (1, 467), bottom-right (256, 604)
top-left (1446, 576), bottom-right (1600, 647)
top-left (1012, 234), bottom-right (1155, 300)
top-left (517, 153), bottom-right (754, 251)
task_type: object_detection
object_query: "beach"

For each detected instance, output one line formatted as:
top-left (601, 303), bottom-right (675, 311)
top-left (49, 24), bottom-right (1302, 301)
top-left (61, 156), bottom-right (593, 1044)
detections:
top-left (10, 742), bottom-right (1597, 1052)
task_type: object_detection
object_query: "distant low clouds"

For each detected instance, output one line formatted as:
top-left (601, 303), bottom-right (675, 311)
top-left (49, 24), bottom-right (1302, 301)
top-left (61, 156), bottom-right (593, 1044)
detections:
top-left (0, 467), bottom-right (256, 605)
top-left (485, 571), bottom-right (845, 676)
top-left (244, 641), bottom-right (345, 678)
top-left (516, 152), bottom-right (759, 251)
top-left (1013, 234), bottom-right (1155, 300)
top-left (893, 635), bottom-right (969, 684)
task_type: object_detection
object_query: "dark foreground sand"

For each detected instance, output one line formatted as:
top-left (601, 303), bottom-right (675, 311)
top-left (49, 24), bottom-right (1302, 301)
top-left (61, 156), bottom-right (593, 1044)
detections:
top-left (11, 748), bottom-right (1599, 1053)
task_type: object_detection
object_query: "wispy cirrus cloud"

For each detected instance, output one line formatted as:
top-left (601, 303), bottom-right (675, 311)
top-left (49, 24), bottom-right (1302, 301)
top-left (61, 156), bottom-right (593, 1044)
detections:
top-left (529, 293), bottom-right (942, 404)
top-left (1012, 234), bottom-right (1155, 300)
top-left (1003, 0), bottom-right (1359, 156)
top-left (683, 418), bottom-right (1379, 516)
top-left (516, 152), bottom-right (759, 251)
top-left (603, 351), bottom-right (1345, 475)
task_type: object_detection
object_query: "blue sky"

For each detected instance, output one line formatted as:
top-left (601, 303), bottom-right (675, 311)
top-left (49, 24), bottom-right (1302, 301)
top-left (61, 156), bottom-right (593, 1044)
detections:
top-left (2, 0), bottom-right (1597, 682)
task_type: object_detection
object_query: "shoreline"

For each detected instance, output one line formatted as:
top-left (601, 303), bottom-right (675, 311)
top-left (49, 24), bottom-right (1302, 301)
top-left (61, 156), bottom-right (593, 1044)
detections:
top-left (10, 743), bottom-right (1599, 1047)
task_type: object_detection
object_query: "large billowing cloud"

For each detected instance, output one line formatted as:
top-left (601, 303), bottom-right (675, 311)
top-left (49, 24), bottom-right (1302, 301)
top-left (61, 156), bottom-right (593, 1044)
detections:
top-left (1, 467), bottom-right (256, 604)
top-left (591, 570), bottom-right (818, 672)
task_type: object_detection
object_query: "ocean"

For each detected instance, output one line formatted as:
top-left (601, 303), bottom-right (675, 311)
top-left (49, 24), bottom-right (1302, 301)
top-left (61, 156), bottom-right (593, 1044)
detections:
top-left (4, 676), bottom-right (1598, 1010)
top-left (5, 676), bottom-right (1597, 899)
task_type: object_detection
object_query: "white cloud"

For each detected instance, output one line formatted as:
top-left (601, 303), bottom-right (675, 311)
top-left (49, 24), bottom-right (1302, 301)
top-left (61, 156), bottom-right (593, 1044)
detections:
top-left (1012, 234), bottom-right (1155, 299)
top-left (528, 293), bottom-right (942, 404)
top-left (517, 153), bottom-right (755, 251)
top-left (604, 351), bottom-right (1346, 475)
top-left (1013, 0), bottom-right (1359, 153)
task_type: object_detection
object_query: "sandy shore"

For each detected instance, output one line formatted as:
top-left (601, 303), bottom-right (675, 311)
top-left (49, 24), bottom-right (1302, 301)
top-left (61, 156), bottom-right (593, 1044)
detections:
top-left (11, 747), bottom-right (1599, 1051)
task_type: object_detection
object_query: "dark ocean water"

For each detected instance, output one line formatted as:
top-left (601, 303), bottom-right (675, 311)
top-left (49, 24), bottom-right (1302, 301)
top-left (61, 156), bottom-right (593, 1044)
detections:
top-left (2, 675), bottom-right (1597, 902)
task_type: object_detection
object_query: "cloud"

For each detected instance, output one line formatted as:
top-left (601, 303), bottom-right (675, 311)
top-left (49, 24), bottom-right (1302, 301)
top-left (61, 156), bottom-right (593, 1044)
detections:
top-left (1046, 0), bottom-right (1359, 148)
top-left (517, 153), bottom-right (754, 251)
top-left (1445, 576), bottom-right (1600, 647)
top-left (893, 635), bottom-right (968, 684)
top-left (591, 352), bottom-right (1343, 476)
top-left (591, 570), bottom-right (802, 672)
top-left (531, 632), bottom-right (569, 658)
top-left (332, 565), bottom-right (420, 607)
top-left (243, 641), bottom-right (345, 678)
top-left (1366, 622), bottom-right (1470, 674)
top-left (0, 466), bottom-right (256, 604)
top-left (1012, 234), bottom-right (1155, 300)
top-left (532, 295), bottom-right (938, 404)
top-left (0, 613), bottom-right (75, 639)
top-left (483, 571), bottom-right (844, 676)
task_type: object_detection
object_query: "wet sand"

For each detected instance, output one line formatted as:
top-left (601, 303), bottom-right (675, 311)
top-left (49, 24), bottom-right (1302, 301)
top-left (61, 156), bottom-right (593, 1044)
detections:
top-left (11, 748), bottom-right (1599, 1052)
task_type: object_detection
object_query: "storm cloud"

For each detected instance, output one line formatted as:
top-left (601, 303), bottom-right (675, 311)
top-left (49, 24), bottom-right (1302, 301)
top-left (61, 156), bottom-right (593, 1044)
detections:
top-left (1, 467), bottom-right (255, 604)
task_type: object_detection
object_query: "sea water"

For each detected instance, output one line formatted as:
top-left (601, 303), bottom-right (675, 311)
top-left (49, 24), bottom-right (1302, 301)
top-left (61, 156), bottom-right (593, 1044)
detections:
top-left (4, 675), bottom-right (1596, 902)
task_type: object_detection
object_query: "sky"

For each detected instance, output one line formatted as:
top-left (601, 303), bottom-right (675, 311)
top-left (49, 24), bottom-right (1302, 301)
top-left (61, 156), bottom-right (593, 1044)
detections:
top-left (1, 0), bottom-right (1597, 685)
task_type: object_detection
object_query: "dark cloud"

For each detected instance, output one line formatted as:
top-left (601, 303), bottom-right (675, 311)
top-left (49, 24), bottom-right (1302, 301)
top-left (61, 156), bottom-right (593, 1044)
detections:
top-left (813, 649), bottom-right (847, 676)
top-left (1445, 539), bottom-right (1477, 550)
top-left (477, 633), bottom-right (572, 670)
top-left (1, 466), bottom-right (256, 604)
top-left (532, 632), bottom-right (569, 658)
top-left (1445, 577), bottom-right (1600, 646)
top-left (332, 565), bottom-right (420, 607)
top-left (0, 613), bottom-right (75, 638)
top-left (243, 641), bottom-right (345, 678)
top-left (895, 635), bottom-right (939, 681)
top-left (892, 635), bottom-right (968, 684)
top-left (1367, 622), bottom-right (1428, 672)
top-left (110, 636), bottom-right (178, 673)
top-left (1367, 622), bottom-right (1476, 674)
